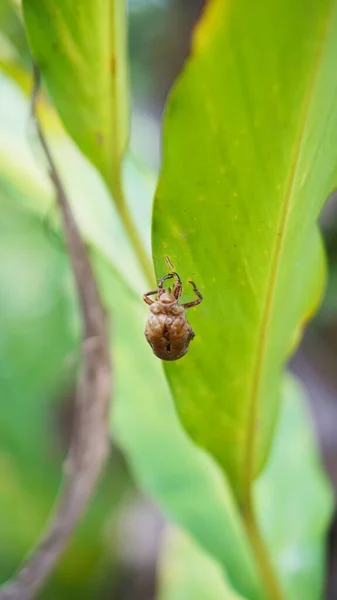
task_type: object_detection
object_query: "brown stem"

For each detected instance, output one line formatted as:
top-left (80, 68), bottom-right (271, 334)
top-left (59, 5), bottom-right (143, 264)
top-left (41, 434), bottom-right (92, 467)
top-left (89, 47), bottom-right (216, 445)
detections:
top-left (0, 63), bottom-right (112, 600)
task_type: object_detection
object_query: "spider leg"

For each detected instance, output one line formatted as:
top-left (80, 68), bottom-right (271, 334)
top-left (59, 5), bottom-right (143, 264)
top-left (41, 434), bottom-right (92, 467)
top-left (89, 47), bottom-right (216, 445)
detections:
top-left (174, 280), bottom-right (183, 300)
top-left (143, 289), bottom-right (158, 305)
top-left (182, 280), bottom-right (203, 309)
top-left (158, 271), bottom-right (181, 288)
top-left (159, 271), bottom-right (183, 300)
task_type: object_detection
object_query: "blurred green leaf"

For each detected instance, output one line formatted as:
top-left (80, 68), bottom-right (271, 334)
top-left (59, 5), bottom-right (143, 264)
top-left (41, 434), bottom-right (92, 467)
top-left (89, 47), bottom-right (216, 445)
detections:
top-left (256, 375), bottom-right (333, 600)
top-left (0, 0), bottom-right (30, 66)
top-left (0, 74), bottom-right (152, 294)
top-left (152, 0), bottom-right (337, 504)
top-left (0, 58), bottom-right (32, 94)
top-left (21, 1), bottom-right (154, 285)
top-left (0, 196), bottom-right (130, 599)
top-left (0, 195), bottom-right (73, 579)
top-left (0, 195), bottom-right (75, 471)
top-left (0, 146), bottom-right (150, 295)
top-left (158, 526), bottom-right (246, 600)
top-left (0, 77), bottom-right (133, 596)
top-left (22, 0), bottom-right (129, 196)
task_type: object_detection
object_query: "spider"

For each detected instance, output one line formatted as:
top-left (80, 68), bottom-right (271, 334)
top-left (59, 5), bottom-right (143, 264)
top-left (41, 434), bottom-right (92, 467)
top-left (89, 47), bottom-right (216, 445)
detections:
top-left (143, 269), bottom-right (203, 360)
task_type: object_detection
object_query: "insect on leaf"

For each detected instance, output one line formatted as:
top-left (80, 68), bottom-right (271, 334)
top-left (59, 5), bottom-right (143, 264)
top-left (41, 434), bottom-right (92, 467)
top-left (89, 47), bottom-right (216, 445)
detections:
top-left (94, 254), bottom-right (266, 600)
top-left (0, 85), bottom-right (263, 596)
top-left (152, 0), bottom-right (337, 501)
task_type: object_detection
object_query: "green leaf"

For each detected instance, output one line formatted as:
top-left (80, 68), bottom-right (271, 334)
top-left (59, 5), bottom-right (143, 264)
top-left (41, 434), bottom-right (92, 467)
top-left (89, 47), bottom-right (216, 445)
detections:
top-left (0, 58), bottom-right (32, 94)
top-left (158, 526), bottom-right (247, 600)
top-left (0, 62), bottom-right (331, 599)
top-left (22, 0), bottom-right (128, 195)
top-left (0, 0), bottom-right (30, 66)
top-left (256, 375), bottom-right (333, 600)
top-left (0, 74), bottom-right (152, 294)
top-left (0, 79), bottom-right (263, 599)
top-left (94, 254), bottom-right (266, 600)
top-left (152, 0), bottom-right (337, 503)
top-left (0, 186), bottom-right (131, 599)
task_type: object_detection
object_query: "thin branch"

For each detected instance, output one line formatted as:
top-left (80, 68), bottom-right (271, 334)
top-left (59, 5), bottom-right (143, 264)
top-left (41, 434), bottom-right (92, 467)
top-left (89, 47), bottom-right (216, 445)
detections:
top-left (0, 64), bottom-right (112, 600)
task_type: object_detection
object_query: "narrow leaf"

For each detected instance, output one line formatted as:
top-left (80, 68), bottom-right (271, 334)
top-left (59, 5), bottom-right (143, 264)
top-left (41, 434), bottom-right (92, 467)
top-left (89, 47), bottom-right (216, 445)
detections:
top-left (158, 526), bottom-right (247, 600)
top-left (152, 0), bottom-right (337, 502)
top-left (22, 0), bottom-right (128, 196)
top-left (256, 376), bottom-right (333, 599)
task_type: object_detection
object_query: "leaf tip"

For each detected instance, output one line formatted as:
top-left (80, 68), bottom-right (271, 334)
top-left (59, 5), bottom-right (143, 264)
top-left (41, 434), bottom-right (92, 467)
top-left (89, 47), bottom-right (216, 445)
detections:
top-left (192, 0), bottom-right (229, 54)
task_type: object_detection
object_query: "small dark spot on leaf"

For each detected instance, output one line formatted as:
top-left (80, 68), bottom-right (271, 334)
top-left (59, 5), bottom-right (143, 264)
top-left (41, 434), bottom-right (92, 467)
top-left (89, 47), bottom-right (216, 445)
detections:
top-left (96, 131), bottom-right (104, 146)
top-left (110, 57), bottom-right (116, 73)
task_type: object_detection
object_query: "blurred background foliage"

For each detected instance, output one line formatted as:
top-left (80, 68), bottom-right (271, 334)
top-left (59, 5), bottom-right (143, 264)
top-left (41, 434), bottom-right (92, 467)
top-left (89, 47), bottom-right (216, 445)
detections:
top-left (1, 1), bottom-right (337, 598)
top-left (0, 1), bottom-right (204, 598)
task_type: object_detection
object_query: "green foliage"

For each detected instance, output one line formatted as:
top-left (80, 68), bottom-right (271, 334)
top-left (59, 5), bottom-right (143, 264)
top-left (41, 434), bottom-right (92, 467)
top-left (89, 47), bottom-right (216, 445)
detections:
top-left (158, 527), bottom-right (246, 600)
top-left (22, 0), bottom-right (128, 196)
top-left (0, 0), bottom-right (336, 599)
top-left (158, 381), bottom-right (334, 600)
top-left (0, 0), bottom-right (30, 66)
top-left (22, 0), bottom-right (153, 283)
top-left (150, 1), bottom-right (337, 595)
top-left (153, 0), bottom-right (337, 501)
top-left (256, 376), bottom-right (333, 600)
top-left (0, 197), bottom-right (130, 598)
top-left (95, 256), bottom-right (264, 599)
top-left (1, 87), bottom-right (332, 598)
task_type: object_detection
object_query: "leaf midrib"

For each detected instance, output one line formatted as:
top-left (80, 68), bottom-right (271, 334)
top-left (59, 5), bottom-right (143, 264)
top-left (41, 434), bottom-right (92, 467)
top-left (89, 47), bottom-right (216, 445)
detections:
top-left (242, 5), bottom-right (333, 505)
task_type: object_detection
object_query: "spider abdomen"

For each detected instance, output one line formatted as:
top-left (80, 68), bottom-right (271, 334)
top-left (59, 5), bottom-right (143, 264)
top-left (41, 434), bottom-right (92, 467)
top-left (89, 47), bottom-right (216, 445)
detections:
top-left (142, 267), bottom-right (202, 361)
top-left (145, 303), bottom-right (195, 360)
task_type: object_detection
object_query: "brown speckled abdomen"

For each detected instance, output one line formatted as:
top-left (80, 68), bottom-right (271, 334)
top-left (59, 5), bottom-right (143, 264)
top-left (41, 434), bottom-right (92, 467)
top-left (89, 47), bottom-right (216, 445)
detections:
top-left (143, 270), bottom-right (203, 361)
top-left (145, 312), bottom-right (195, 360)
